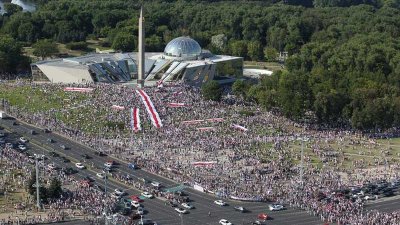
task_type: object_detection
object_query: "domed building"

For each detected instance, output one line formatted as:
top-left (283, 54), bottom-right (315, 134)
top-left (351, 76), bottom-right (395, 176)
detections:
top-left (31, 36), bottom-right (243, 86)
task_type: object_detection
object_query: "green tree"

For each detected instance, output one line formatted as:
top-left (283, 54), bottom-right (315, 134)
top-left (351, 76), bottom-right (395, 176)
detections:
top-left (112, 32), bottom-right (136, 52)
top-left (264, 47), bottom-right (278, 62)
top-left (229, 40), bottom-right (247, 58)
top-left (0, 35), bottom-right (30, 73)
top-left (232, 80), bottom-right (250, 98)
top-left (47, 178), bottom-right (62, 199)
top-left (201, 80), bottom-right (222, 101)
top-left (33, 39), bottom-right (59, 60)
top-left (247, 41), bottom-right (263, 61)
top-left (3, 3), bottom-right (23, 16)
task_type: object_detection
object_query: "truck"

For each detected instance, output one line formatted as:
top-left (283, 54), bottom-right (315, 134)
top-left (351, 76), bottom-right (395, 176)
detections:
top-left (0, 111), bottom-right (6, 119)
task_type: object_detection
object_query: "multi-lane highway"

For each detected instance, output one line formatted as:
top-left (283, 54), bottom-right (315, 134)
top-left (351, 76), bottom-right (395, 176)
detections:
top-left (0, 118), bottom-right (325, 225)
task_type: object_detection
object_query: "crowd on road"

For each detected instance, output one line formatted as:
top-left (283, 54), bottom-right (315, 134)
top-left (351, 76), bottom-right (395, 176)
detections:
top-left (2, 81), bottom-right (400, 224)
top-left (0, 144), bottom-right (123, 225)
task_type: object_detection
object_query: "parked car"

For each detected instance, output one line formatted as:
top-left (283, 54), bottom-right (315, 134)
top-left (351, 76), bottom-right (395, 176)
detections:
top-left (219, 219), bottom-right (233, 225)
top-left (181, 202), bottom-right (194, 209)
top-left (174, 207), bottom-right (188, 214)
top-left (269, 204), bottom-right (285, 211)
top-left (214, 200), bottom-right (227, 206)
top-left (141, 192), bottom-right (153, 199)
top-left (234, 206), bottom-right (246, 212)
top-left (75, 163), bottom-right (85, 169)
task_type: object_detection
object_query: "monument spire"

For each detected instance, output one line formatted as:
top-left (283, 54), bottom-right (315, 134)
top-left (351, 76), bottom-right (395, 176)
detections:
top-left (137, 6), bottom-right (145, 88)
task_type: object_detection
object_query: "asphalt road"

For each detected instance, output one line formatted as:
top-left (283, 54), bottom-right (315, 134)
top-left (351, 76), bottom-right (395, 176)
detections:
top-left (0, 118), bottom-right (325, 225)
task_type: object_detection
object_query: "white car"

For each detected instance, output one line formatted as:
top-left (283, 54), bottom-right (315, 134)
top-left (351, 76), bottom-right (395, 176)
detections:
top-left (19, 137), bottom-right (28, 143)
top-left (364, 195), bottom-right (378, 201)
top-left (0, 133), bottom-right (4, 137)
top-left (96, 173), bottom-right (106, 179)
top-left (114, 189), bottom-right (125, 196)
top-left (47, 163), bottom-right (56, 170)
top-left (131, 202), bottom-right (141, 208)
top-left (18, 145), bottom-right (26, 150)
top-left (269, 204), bottom-right (285, 211)
top-left (219, 219), bottom-right (233, 225)
top-left (151, 181), bottom-right (161, 188)
top-left (181, 202), bottom-right (194, 209)
top-left (141, 192), bottom-right (153, 198)
top-left (110, 192), bottom-right (121, 199)
top-left (136, 207), bottom-right (144, 215)
top-left (214, 200), bottom-right (227, 206)
top-left (104, 162), bottom-right (113, 168)
top-left (75, 163), bottom-right (85, 169)
top-left (174, 207), bottom-right (188, 214)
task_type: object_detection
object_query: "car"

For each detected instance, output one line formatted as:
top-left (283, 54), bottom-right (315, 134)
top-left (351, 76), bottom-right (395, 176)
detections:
top-left (219, 219), bottom-right (233, 225)
top-left (12, 121), bottom-right (17, 126)
top-left (130, 195), bottom-right (143, 202)
top-left (151, 181), bottom-right (161, 188)
top-left (131, 202), bottom-right (141, 208)
top-left (85, 176), bottom-right (95, 182)
top-left (43, 128), bottom-right (51, 133)
top-left (268, 204), bottom-right (285, 211)
top-left (63, 167), bottom-right (78, 175)
top-left (258, 213), bottom-right (268, 221)
top-left (111, 192), bottom-right (121, 199)
top-left (141, 192), bottom-right (153, 199)
top-left (174, 207), bottom-right (188, 214)
top-left (81, 154), bottom-right (91, 159)
top-left (75, 163), bottom-right (85, 169)
top-left (18, 145), bottom-right (27, 150)
top-left (234, 206), bottom-right (246, 212)
top-left (0, 138), bottom-right (5, 144)
top-left (115, 189), bottom-right (125, 196)
top-left (136, 207), bottom-right (144, 215)
top-left (364, 195), bottom-right (378, 200)
top-left (214, 200), bottom-right (227, 206)
top-left (47, 138), bottom-right (54, 143)
top-left (252, 221), bottom-right (264, 225)
top-left (19, 137), bottom-right (28, 143)
top-left (181, 202), bottom-right (194, 209)
top-left (29, 130), bottom-right (36, 135)
top-left (61, 157), bottom-right (70, 163)
top-left (104, 161), bottom-right (113, 168)
top-left (96, 172), bottom-right (106, 179)
top-left (5, 143), bottom-right (13, 148)
top-left (0, 132), bottom-right (5, 137)
top-left (60, 144), bottom-right (67, 150)
top-left (94, 151), bottom-right (107, 156)
top-left (128, 162), bottom-right (137, 169)
top-left (124, 202), bottom-right (132, 209)
top-left (49, 152), bottom-right (59, 157)
top-left (103, 167), bottom-right (112, 172)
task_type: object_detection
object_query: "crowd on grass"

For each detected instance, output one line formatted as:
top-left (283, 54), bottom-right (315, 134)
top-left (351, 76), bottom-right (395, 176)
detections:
top-left (2, 81), bottom-right (400, 224)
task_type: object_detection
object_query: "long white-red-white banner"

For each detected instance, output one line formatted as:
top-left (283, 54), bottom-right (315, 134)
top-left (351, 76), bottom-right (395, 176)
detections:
top-left (112, 105), bottom-right (125, 110)
top-left (64, 87), bottom-right (94, 92)
top-left (197, 127), bottom-right (216, 131)
top-left (136, 89), bottom-right (162, 128)
top-left (192, 161), bottom-right (217, 167)
top-left (181, 118), bottom-right (224, 125)
top-left (130, 108), bottom-right (141, 132)
top-left (167, 103), bottom-right (186, 107)
top-left (231, 124), bottom-right (248, 132)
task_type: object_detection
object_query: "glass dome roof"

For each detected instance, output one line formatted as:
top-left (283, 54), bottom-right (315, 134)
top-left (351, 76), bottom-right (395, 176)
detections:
top-left (164, 37), bottom-right (202, 58)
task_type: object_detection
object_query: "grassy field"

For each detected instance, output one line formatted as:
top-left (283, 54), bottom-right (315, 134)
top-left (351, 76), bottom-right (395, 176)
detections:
top-left (243, 61), bottom-right (284, 72)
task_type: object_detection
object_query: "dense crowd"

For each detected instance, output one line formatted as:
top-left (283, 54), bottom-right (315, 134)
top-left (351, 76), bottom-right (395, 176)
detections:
top-left (0, 145), bottom-right (123, 225)
top-left (2, 81), bottom-right (400, 224)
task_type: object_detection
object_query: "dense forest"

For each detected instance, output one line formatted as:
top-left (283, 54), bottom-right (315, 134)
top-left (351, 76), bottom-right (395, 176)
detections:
top-left (1, 0), bottom-right (400, 130)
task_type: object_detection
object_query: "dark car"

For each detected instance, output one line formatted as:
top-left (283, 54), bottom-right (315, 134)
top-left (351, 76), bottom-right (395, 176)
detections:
top-left (94, 151), bottom-right (107, 156)
top-left (81, 154), bottom-right (91, 159)
top-left (165, 201), bottom-right (178, 207)
top-left (94, 184), bottom-right (106, 192)
top-left (61, 156), bottom-right (70, 163)
top-left (64, 167), bottom-right (78, 175)
top-left (85, 176), bottom-right (95, 182)
top-left (12, 121), bottom-right (17, 126)
top-left (43, 128), bottom-right (51, 133)
top-left (50, 152), bottom-right (60, 157)
top-left (29, 130), bottom-right (36, 135)
top-left (47, 138), bottom-right (54, 143)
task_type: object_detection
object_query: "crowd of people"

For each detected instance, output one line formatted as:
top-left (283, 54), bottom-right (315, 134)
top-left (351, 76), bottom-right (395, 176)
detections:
top-left (0, 145), bottom-right (125, 225)
top-left (2, 81), bottom-right (400, 224)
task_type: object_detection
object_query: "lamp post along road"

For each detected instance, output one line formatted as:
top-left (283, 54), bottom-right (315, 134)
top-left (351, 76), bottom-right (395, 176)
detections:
top-left (35, 155), bottom-right (40, 209)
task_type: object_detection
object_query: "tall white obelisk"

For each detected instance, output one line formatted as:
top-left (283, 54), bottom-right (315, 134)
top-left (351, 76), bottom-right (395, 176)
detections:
top-left (137, 6), bottom-right (145, 88)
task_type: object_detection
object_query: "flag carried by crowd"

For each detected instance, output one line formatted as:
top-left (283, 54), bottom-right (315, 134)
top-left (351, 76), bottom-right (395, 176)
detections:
top-left (130, 108), bottom-right (141, 132)
top-left (136, 89), bottom-right (162, 128)
top-left (64, 87), bottom-right (94, 92)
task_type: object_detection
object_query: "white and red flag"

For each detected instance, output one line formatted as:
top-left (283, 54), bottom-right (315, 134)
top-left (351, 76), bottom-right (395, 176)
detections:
top-left (167, 103), bottom-right (186, 107)
top-left (64, 87), bottom-right (94, 92)
top-left (130, 108), bottom-right (141, 132)
top-left (192, 161), bottom-right (217, 167)
top-left (206, 118), bottom-right (224, 122)
top-left (136, 89), bottom-right (162, 128)
top-left (112, 105), bottom-right (125, 110)
top-left (231, 124), bottom-right (248, 132)
top-left (196, 127), bottom-right (216, 131)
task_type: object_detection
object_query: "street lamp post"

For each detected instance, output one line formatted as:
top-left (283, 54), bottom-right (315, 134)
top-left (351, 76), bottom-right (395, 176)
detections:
top-left (34, 154), bottom-right (41, 209)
